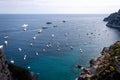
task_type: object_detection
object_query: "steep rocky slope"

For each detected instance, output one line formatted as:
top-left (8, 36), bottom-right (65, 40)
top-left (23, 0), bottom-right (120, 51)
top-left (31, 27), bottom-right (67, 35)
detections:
top-left (78, 41), bottom-right (120, 80)
top-left (0, 46), bottom-right (13, 80)
top-left (0, 46), bottom-right (35, 80)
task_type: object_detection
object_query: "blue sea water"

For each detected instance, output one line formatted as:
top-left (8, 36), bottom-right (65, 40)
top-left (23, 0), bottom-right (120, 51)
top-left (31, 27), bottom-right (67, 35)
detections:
top-left (0, 14), bottom-right (120, 80)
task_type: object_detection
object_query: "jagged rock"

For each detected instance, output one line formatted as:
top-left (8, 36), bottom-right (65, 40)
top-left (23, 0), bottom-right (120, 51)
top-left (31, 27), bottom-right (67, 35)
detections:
top-left (0, 47), bottom-right (13, 80)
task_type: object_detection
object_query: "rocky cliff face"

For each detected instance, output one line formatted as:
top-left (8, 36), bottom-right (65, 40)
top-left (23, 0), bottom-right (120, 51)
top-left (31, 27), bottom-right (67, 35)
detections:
top-left (0, 46), bottom-right (35, 80)
top-left (0, 46), bottom-right (13, 80)
top-left (104, 9), bottom-right (120, 29)
top-left (78, 41), bottom-right (120, 80)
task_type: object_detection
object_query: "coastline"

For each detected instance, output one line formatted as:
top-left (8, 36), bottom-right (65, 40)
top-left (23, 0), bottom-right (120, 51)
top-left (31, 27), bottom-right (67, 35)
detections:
top-left (104, 9), bottom-right (120, 29)
top-left (77, 41), bottom-right (120, 80)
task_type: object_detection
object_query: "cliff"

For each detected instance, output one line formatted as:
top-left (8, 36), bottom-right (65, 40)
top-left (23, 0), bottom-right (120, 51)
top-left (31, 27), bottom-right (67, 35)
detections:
top-left (78, 41), bottom-right (120, 80)
top-left (0, 46), bottom-right (13, 80)
top-left (104, 9), bottom-right (120, 29)
top-left (0, 46), bottom-right (35, 80)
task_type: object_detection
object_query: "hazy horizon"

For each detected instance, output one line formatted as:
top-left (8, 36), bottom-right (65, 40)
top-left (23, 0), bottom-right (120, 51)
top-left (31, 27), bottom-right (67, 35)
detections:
top-left (0, 0), bottom-right (120, 14)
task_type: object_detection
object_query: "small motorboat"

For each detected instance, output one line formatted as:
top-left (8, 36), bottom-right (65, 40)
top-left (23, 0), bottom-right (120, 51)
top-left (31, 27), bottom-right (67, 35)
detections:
top-left (30, 43), bottom-right (33, 47)
top-left (51, 34), bottom-right (55, 37)
top-left (0, 45), bottom-right (3, 49)
top-left (42, 26), bottom-right (48, 29)
top-left (70, 46), bottom-right (73, 50)
top-left (36, 52), bottom-right (39, 56)
top-left (24, 55), bottom-right (27, 60)
top-left (62, 20), bottom-right (66, 23)
top-left (46, 22), bottom-right (52, 24)
top-left (46, 44), bottom-right (49, 48)
top-left (18, 48), bottom-right (22, 52)
top-left (27, 66), bottom-right (31, 69)
top-left (80, 48), bottom-right (83, 53)
top-left (22, 24), bottom-right (28, 28)
top-left (33, 36), bottom-right (36, 40)
top-left (10, 59), bottom-right (14, 64)
top-left (4, 41), bottom-right (8, 45)
top-left (4, 35), bottom-right (8, 39)
top-left (38, 29), bottom-right (42, 33)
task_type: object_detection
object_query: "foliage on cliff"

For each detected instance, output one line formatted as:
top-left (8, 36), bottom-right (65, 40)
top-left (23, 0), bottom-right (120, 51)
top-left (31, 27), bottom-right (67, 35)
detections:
top-left (78, 41), bottom-right (120, 80)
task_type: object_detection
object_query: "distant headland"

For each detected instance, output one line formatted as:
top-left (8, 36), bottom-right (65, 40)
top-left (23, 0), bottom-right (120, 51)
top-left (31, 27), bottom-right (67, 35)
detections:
top-left (104, 9), bottom-right (120, 29)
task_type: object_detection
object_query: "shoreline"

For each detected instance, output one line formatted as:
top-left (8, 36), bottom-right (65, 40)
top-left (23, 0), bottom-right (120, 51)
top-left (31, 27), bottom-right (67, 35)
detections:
top-left (77, 41), bottom-right (120, 80)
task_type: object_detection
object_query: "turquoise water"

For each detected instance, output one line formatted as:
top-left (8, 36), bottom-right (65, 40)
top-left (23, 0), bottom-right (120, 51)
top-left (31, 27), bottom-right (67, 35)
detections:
top-left (0, 14), bottom-right (120, 80)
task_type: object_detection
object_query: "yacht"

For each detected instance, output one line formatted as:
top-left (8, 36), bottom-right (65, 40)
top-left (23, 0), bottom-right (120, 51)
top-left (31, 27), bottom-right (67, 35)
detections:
top-left (4, 35), bottom-right (8, 39)
top-left (22, 24), bottom-right (28, 28)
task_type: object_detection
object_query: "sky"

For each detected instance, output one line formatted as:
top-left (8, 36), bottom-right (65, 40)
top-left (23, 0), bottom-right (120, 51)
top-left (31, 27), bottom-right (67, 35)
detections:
top-left (0, 0), bottom-right (120, 14)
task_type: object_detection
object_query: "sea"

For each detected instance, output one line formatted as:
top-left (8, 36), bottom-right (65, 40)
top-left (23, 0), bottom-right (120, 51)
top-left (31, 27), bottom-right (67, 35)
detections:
top-left (0, 14), bottom-right (120, 80)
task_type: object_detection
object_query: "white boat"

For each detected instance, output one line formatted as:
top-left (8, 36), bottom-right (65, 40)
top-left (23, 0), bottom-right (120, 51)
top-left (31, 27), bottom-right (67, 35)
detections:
top-left (51, 34), bottom-right (55, 37)
top-left (24, 55), bottom-right (27, 60)
top-left (22, 24), bottom-right (28, 28)
top-left (38, 29), bottom-right (42, 33)
top-left (33, 36), bottom-right (36, 40)
top-left (27, 66), bottom-right (31, 69)
top-left (10, 59), bottom-right (14, 64)
top-left (30, 43), bottom-right (33, 47)
top-left (36, 52), bottom-right (39, 56)
top-left (4, 41), bottom-right (8, 45)
top-left (46, 44), bottom-right (49, 48)
top-left (18, 48), bottom-right (22, 52)
top-left (4, 35), bottom-right (8, 39)
top-left (0, 45), bottom-right (3, 49)
top-left (80, 48), bottom-right (83, 53)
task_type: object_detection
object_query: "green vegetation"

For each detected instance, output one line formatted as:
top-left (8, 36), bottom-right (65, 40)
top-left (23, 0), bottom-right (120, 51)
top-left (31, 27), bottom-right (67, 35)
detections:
top-left (79, 41), bottom-right (120, 80)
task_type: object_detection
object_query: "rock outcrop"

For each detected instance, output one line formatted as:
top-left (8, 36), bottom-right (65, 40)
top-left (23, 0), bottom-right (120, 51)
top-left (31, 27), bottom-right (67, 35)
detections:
top-left (78, 41), bottom-right (120, 80)
top-left (0, 46), bottom-right (13, 80)
top-left (104, 9), bottom-right (120, 29)
top-left (0, 46), bottom-right (35, 80)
